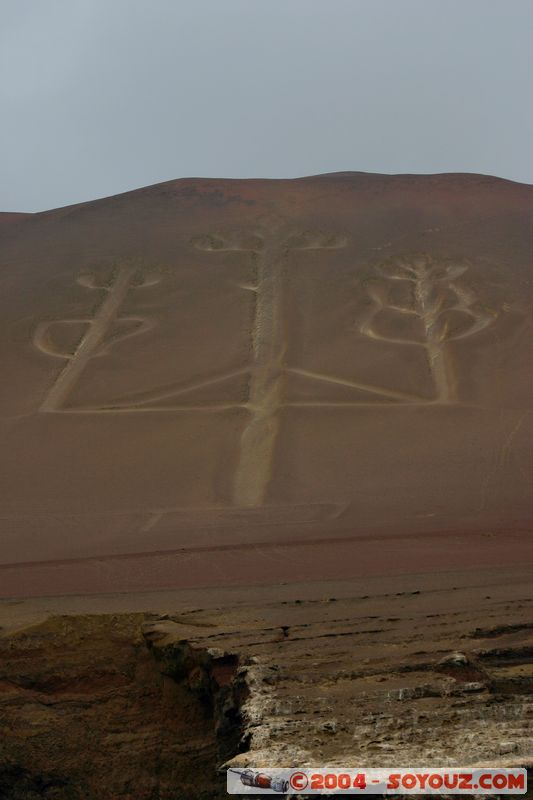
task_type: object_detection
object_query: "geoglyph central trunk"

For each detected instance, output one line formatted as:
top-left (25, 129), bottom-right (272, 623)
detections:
top-left (234, 238), bottom-right (287, 506)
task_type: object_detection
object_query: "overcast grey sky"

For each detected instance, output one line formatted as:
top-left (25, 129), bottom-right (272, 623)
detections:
top-left (1, 0), bottom-right (532, 212)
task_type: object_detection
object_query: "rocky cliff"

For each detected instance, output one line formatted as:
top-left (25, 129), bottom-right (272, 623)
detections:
top-left (1, 567), bottom-right (532, 798)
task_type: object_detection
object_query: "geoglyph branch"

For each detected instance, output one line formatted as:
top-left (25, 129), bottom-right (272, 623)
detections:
top-left (35, 262), bottom-right (160, 411)
top-left (360, 254), bottom-right (497, 401)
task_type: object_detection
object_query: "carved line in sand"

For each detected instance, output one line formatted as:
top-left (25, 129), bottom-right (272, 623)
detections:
top-left (193, 241), bottom-right (498, 505)
top-left (34, 241), bottom-right (498, 513)
top-left (34, 264), bottom-right (160, 412)
top-left (191, 226), bottom-right (349, 507)
top-left (0, 502), bottom-right (343, 536)
top-left (360, 254), bottom-right (496, 402)
top-left (140, 502), bottom-right (344, 533)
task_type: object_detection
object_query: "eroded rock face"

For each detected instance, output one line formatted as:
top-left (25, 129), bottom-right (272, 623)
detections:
top-left (1, 576), bottom-right (532, 799)
top-left (0, 614), bottom-right (244, 800)
top-left (0, 172), bottom-right (532, 596)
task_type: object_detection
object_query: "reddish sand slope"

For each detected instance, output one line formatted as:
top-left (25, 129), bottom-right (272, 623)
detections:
top-left (0, 172), bottom-right (532, 597)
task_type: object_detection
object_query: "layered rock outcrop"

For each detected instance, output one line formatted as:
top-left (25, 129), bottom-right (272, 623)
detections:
top-left (1, 568), bottom-right (532, 798)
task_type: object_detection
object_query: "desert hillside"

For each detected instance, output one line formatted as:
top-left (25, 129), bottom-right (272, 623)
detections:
top-left (1, 172), bottom-right (532, 797)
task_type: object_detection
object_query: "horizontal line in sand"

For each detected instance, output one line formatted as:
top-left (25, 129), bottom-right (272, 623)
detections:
top-left (1, 527), bottom-right (531, 570)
